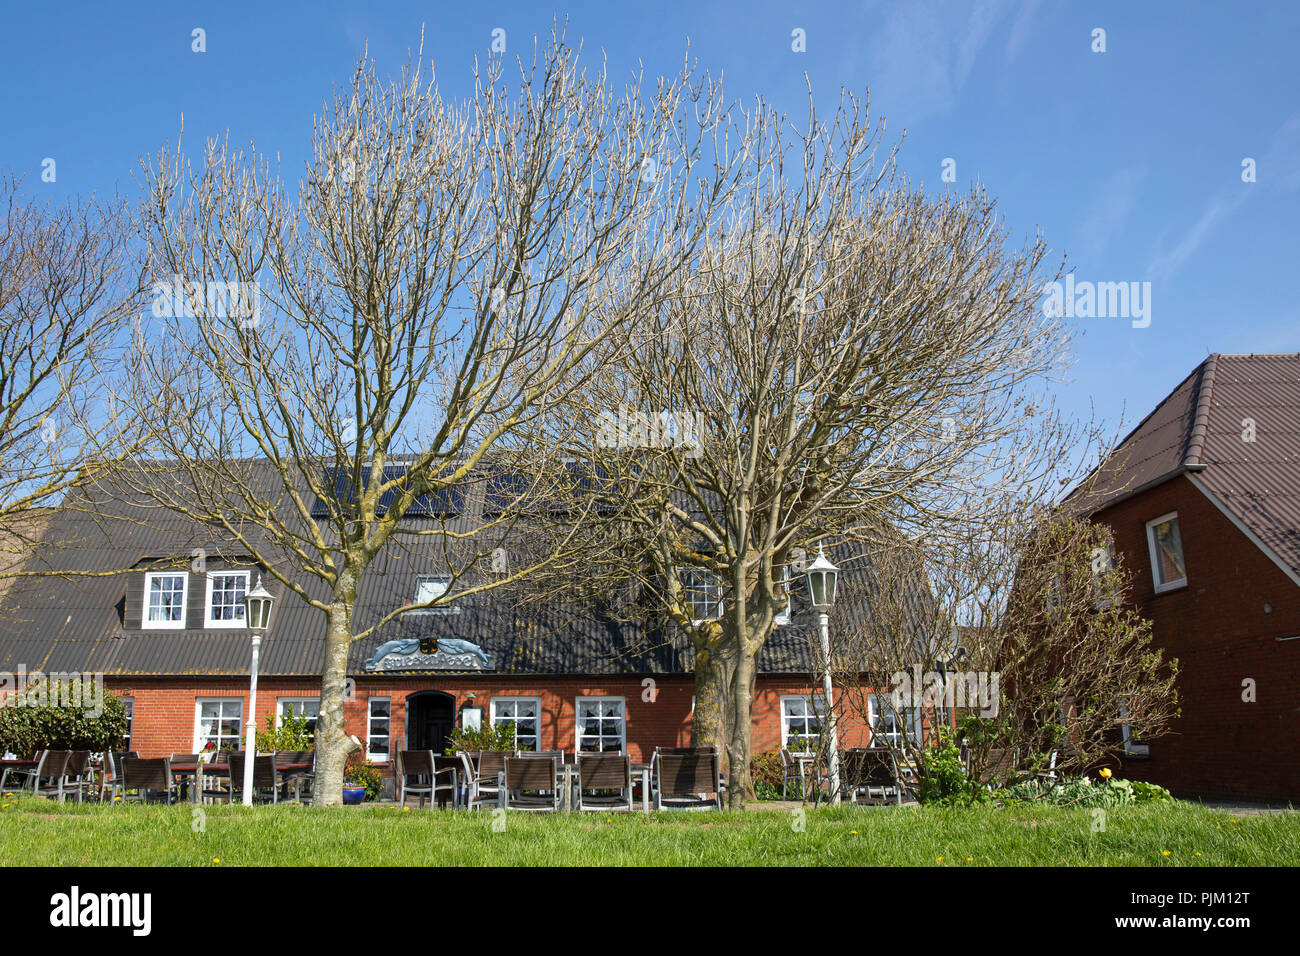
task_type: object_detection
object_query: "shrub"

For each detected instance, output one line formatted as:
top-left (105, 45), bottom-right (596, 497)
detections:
top-left (445, 721), bottom-right (517, 754)
top-left (750, 750), bottom-right (786, 800)
top-left (0, 677), bottom-right (130, 757)
top-left (343, 755), bottom-right (384, 800)
top-left (255, 708), bottom-right (314, 752)
top-left (915, 729), bottom-right (985, 806)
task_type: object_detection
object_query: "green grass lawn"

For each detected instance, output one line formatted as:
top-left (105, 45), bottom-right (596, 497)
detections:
top-left (1, 796), bottom-right (1296, 866)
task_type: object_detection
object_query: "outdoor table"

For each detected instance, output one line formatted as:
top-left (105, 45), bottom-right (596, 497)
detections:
top-left (0, 758), bottom-right (39, 793)
top-left (170, 759), bottom-right (313, 804)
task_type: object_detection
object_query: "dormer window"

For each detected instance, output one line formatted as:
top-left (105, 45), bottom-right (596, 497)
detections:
top-left (682, 568), bottom-right (723, 623)
top-left (415, 575), bottom-right (455, 613)
top-left (143, 572), bottom-right (187, 629)
top-left (205, 571), bottom-right (250, 627)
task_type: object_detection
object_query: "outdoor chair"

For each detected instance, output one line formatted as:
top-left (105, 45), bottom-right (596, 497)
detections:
top-left (120, 757), bottom-right (177, 804)
top-left (61, 750), bottom-right (94, 803)
top-left (841, 748), bottom-right (903, 805)
top-left (276, 750), bottom-right (316, 802)
top-left (466, 750), bottom-right (510, 810)
top-left (653, 750), bottom-right (722, 811)
top-left (226, 752), bottom-right (280, 804)
top-left (32, 750), bottom-right (72, 801)
top-left (1, 749), bottom-right (47, 794)
top-left (780, 747), bottom-right (818, 800)
top-left (576, 752), bottom-right (633, 812)
top-left (431, 754), bottom-right (460, 808)
top-left (392, 754), bottom-right (439, 806)
top-left (199, 751), bottom-right (232, 804)
top-left (101, 751), bottom-right (138, 802)
top-left (504, 754), bottom-right (561, 812)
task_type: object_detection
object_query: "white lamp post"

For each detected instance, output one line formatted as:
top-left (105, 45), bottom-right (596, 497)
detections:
top-left (806, 545), bottom-right (841, 805)
top-left (242, 575), bottom-right (275, 806)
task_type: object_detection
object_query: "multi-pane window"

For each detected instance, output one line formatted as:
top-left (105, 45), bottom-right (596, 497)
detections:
top-left (682, 569), bottom-right (723, 622)
top-left (120, 699), bottom-right (134, 751)
top-left (1145, 512), bottom-right (1187, 593)
top-left (575, 697), bottom-right (625, 752)
top-left (206, 571), bottom-right (249, 627)
top-left (869, 693), bottom-right (922, 749)
top-left (781, 696), bottom-right (826, 754)
top-left (144, 573), bottom-right (187, 629)
top-left (367, 698), bottom-right (391, 762)
top-left (491, 697), bottom-right (541, 751)
top-left (277, 698), bottom-right (319, 741)
top-left (195, 699), bottom-right (243, 752)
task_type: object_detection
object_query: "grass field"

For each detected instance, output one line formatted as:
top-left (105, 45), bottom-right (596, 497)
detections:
top-left (1, 796), bottom-right (1297, 866)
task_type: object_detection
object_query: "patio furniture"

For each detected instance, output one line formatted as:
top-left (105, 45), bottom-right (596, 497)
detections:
top-left (276, 750), bottom-right (315, 802)
top-left (199, 751), bottom-right (232, 804)
top-left (120, 757), bottom-right (178, 804)
top-left (226, 753), bottom-right (280, 804)
top-left (431, 754), bottom-right (461, 809)
top-left (62, 750), bottom-right (94, 803)
top-left (576, 752), bottom-right (633, 812)
top-left (653, 749), bottom-right (722, 811)
top-left (32, 750), bottom-right (72, 801)
top-left (0, 753), bottom-right (44, 794)
top-left (503, 754), bottom-right (561, 812)
top-left (841, 748), bottom-right (903, 805)
top-left (779, 747), bottom-right (821, 799)
top-left (466, 750), bottom-right (510, 810)
top-left (392, 749), bottom-right (439, 811)
top-left (100, 751), bottom-right (138, 802)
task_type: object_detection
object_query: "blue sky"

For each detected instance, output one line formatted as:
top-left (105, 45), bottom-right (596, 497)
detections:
top-left (4, 1), bottom-right (1297, 437)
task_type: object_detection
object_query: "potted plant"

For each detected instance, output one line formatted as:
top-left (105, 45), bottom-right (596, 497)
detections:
top-left (343, 754), bottom-right (382, 804)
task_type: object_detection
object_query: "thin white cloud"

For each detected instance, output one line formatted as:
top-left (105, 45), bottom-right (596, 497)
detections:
top-left (1077, 166), bottom-right (1146, 259)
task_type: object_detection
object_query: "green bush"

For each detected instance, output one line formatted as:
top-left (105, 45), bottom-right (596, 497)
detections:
top-left (750, 750), bottom-right (786, 800)
top-left (915, 730), bottom-right (985, 806)
top-left (255, 708), bottom-right (314, 752)
top-left (995, 774), bottom-right (1142, 808)
top-left (445, 721), bottom-right (517, 754)
top-left (0, 677), bottom-right (130, 757)
top-left (343, 755), bottom-right (384, 801)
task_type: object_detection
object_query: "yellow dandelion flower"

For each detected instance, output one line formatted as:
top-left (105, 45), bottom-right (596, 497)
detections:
top-left (1195, 852), bottom-right (1202, 857)
top-left (212, 857), bottom-right (220, 863)
top-left (966, 857), bottom-right (973, 862)
top-left (850, 830), bottom-right (858, 835)
top-left (1162, 851), bottom-right (1171, 856)
top-left (1099, 768), bottom-right (1112, 779)
top-left (936, 856), bottom-right (943, 863)
top-left (402, 806), bottom-right (411, 812)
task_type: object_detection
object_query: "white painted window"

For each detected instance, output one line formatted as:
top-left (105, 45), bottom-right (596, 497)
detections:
top-left (868, 693), bottom-right (922, 749)
top-left (120, 698), bottom-right (134, 751)
top-left (143, 572), bottom-right (187, 629)
top-left (1120, 701), bottom-right (1148, 756)
top-left (781, 695), bottom-right (826, 754)
top-left (194, 698), bottom-right (243, 752)
top-left (414, 575), bottom-right (457, 612)
top-left (491, 697), bottom-right (541, 751)
top-left (575, 697), bottom-right (625, 753)
top-left (367, 698), bottom-right (391, 762)
top-left (682, 568), bottom-right (723, 623)
top-left (205, 570), bottom-right (250, 627)
top-left (277, 698), bottom-right (319, 741)
top-left (774, 565), bottom-right (793, 626)
top-left (1145, 512), bottom-right (1187, 593)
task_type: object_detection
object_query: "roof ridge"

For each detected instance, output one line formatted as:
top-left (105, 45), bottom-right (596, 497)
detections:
top-left (1182, 352), bottom-right (1219, 468)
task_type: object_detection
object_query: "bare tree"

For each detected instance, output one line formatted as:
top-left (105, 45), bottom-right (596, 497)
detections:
top-left (101, 31), bottom-right (750, 805)
top-left (544, 89), bottom-right (1097, 805)
top-left (0, 172), bottom-right (143, 592)
top-left (833, 508), bottom-right (1180, 800)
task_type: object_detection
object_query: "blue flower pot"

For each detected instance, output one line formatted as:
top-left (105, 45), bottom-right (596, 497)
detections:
top-left (342, 785), bottom-right (367, 805)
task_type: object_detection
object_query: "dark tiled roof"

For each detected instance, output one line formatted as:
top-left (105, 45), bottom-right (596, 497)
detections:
top-left (0, 462), bottom-right (912, 678)
top-left (1065, 353), bottom-right (1300, 577)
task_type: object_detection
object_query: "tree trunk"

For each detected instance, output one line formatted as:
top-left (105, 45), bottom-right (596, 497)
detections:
top-left (725, 648), bottom-right (757, 807)
top-left (313, 597), bottom-right (361, 807)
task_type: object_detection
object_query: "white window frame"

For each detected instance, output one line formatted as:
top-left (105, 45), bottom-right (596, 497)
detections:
top-left (574, 696), bottom-right (626, 753)
top-left (1119, 701), bottom-right (1149, 756)
top-left (121, 698), bottom-right (134, 751)
top-left (681, 568), bottom-right (723, 624)
top-left (143, 571), bottom-right (188, 630)
top-left (367, 697), bottom-right (391, 763)
top-left (781, 694), bottom-right (827, 755)
top-left (491, 697), bottom-right (542, 752)
top-left (204, 570), bottom-right (251, 628)
top-left (774, 565), bottom-right (792, 626)
top-left (1145, 511), bottom-right (1188, 594)
top-left (414, 575), bottom-right (458, 613)
top-left (276, 697), bottom-right (319, 740)
top-left (1092, 543), bottom-right (1117, 609)
top-left (868, 693), bottom-right (923, 749)
top-left (194, 698), bottom-right (243, 752)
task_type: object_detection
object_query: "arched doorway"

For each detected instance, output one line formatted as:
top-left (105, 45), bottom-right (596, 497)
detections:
top-left (406, 691), bottom-right (456, 753)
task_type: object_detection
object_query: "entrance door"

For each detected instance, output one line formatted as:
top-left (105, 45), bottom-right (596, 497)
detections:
top-left (407, 692), bottom-right (455, 753)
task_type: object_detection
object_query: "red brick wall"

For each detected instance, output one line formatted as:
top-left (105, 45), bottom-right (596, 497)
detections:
top-left (1092, 475), bottom-right (1300, 802)
top-left (105, 674), bottom-right (878, 764)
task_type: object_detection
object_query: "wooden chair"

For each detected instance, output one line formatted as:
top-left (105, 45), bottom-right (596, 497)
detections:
top-left (654, 749), bottom-right (722, 810)
top-left (121, 757), bottom-right (177, 804)
top-left (576, 752), bottom-right (633, 812)
top-left (226, 753), bottom-right (279, 804)
top-left (841, 748), bottom-right (903, 805)
top-left (504, 754), bottom-right (561, 812)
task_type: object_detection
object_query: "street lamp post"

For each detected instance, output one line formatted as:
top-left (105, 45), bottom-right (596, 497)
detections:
top-left (242, 575), bottom-right (275, 806)
top-left (805, 545), bottom-right (841, 805)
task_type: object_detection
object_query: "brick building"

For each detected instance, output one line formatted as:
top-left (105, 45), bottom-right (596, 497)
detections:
top-left (1065, 353), bottom-right (1300, 802)
top-left (0, 462), bottom-right (891, 776)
